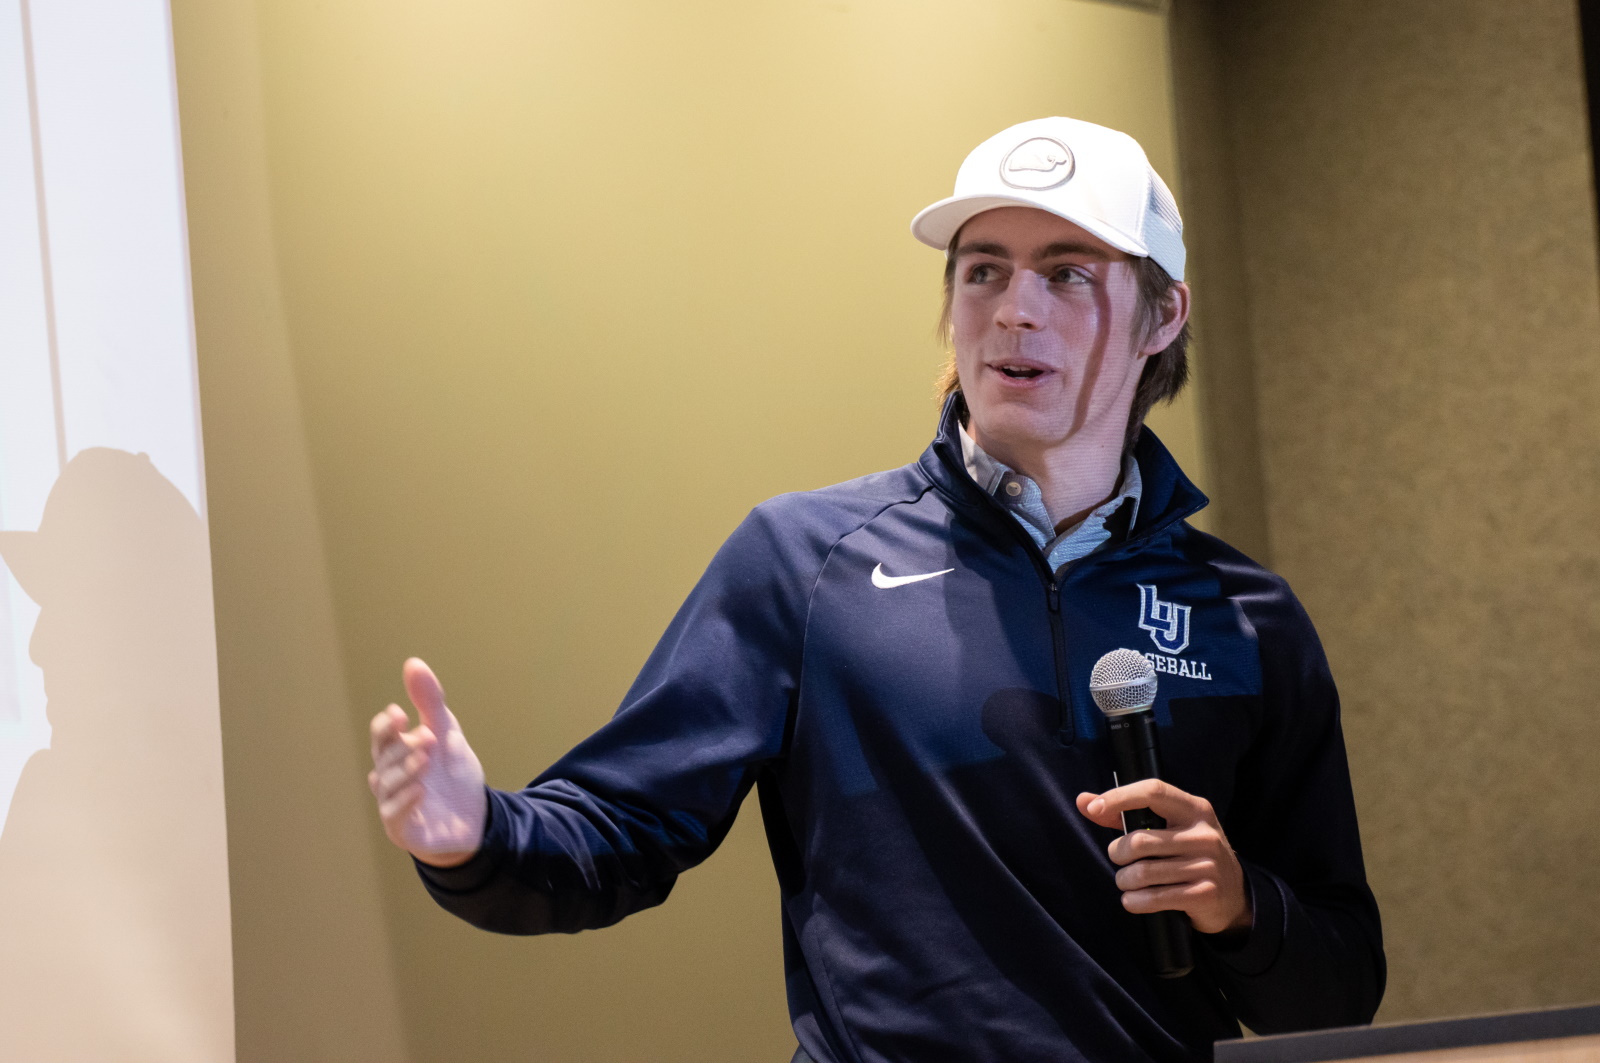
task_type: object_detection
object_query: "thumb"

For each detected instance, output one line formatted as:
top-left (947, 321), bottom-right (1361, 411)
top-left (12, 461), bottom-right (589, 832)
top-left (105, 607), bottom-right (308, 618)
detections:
top-left (402, 657), bottom-right (454, 735)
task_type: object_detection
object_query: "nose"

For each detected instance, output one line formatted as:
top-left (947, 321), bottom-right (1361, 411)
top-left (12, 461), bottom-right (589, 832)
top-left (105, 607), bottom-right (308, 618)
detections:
top-left (995, 269), bottom-right (1047, 331)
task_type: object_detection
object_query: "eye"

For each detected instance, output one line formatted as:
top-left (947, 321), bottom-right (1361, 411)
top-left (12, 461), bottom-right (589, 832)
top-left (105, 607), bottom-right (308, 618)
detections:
top-left (1050, 265), bottom-right (1091, 285)
top-left (965, 262), bottom-right (998, 284)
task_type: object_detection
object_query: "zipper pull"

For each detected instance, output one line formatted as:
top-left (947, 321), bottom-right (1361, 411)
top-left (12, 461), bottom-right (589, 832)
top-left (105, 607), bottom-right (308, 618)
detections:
top-left (1047, 581), bottom-right (1060, 612)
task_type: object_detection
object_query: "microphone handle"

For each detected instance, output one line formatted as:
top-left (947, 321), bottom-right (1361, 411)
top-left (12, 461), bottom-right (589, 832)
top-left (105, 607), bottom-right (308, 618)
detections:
top-left (1107, 709), bottom-right (1194, 979)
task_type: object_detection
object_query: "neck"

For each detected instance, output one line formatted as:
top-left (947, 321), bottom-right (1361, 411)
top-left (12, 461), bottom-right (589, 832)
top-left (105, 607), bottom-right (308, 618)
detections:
top-left (971, 422), bottom-right (1127, 532)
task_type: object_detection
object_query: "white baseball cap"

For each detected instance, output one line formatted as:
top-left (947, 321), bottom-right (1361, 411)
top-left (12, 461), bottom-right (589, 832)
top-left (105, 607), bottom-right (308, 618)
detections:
top-left (910, 116), bottom-right (1186, 282)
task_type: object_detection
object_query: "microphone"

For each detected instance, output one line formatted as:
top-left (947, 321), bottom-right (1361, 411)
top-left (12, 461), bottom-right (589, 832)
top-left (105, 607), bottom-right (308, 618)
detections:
top-left (1089, 648), bottom-right (1194, 979)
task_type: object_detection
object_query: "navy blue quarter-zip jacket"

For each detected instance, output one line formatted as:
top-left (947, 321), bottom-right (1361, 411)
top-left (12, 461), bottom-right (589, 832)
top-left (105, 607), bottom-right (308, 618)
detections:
top-left (419, 399), bottom-right (1385, 1062)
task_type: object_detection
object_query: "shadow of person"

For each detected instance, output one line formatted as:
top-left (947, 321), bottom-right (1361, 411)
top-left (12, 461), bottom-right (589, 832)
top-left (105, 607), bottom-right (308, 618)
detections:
top-left (0, 448), bottom-right (233, 1062)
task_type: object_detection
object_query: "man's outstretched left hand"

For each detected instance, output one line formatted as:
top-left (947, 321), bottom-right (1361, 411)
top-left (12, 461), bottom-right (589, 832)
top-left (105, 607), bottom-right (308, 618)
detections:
top-left (1076, 780), bottom-right (1252, 936)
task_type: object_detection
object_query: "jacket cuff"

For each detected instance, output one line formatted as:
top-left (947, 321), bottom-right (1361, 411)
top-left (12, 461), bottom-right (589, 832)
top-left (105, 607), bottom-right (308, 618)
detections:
top-left (1200, 860), bottom-right (1286, 978)
top-left (413, 786), bottom-right (506, 895)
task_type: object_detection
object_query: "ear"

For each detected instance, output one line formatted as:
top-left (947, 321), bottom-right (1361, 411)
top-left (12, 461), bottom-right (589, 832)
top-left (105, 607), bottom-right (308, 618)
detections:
top-left (1138, 280), bottom-right (1190, 357)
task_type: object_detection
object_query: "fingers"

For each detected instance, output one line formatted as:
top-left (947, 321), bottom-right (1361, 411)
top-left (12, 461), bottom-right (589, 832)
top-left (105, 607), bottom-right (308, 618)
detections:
top-left (1076, 790), bottom-right (1121, 830)
top-left (1105, 819), bottom-right (1227, 866)
top-left (1079, 783), bottom-right (1251, 934)
top-left (1105, 831), bottom-right (1249, 931)
top-left (369, 704), bottom-right (410, 763)
top-left (1113, 854), bottom-right (1218, 893)
top-left (1119, 879), bottom-right (1224, 917)
top-left (376, 779), bottom-right (427, 830)
top-left (370, 703), bottom-right (434, 765)
top-left (368, 726), bottom-right (437, 803)
top-left (1079, 779), bottom-right (1216, 829)
top-left (403, 657), bottom-right (455, 736)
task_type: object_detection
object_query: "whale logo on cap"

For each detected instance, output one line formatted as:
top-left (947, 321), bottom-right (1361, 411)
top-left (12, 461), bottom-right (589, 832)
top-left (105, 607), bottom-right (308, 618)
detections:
top-left (999, 136), bottom-right (1075, 190)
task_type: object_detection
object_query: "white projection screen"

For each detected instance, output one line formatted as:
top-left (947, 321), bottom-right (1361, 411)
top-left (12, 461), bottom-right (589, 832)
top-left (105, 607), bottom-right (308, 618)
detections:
top-left (0, 0), bottom-right (234, 1059)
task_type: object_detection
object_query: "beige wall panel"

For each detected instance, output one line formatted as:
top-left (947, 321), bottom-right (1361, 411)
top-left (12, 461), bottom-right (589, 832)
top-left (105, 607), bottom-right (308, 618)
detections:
top-left (1218, 0), bottom-right (1600, 1022)
top-left (1168, 0), bottom-right (1271, 562)
top-left (170, 0), bottom-right (412, 1058)
top-left (233, 0), bottom-right (1203, 1059)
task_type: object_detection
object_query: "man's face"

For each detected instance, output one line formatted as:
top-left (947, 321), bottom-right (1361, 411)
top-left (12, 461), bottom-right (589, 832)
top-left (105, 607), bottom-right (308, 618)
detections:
top-left (950, 207), bottom-right (1163, 459)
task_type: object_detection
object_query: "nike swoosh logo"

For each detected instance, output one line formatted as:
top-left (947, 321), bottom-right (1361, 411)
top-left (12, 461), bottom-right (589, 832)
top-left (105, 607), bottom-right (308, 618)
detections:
top-left (871, 563), bottom-right (955, 589)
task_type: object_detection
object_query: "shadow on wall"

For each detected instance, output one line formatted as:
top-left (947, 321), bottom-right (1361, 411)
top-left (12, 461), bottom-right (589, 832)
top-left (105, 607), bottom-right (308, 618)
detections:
top-left (0, 449), bottom-right (233, 1063)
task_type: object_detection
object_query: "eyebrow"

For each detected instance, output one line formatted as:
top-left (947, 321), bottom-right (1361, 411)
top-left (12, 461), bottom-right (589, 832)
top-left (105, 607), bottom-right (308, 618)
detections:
top-left (952, 239), bottom-right (1112, 262)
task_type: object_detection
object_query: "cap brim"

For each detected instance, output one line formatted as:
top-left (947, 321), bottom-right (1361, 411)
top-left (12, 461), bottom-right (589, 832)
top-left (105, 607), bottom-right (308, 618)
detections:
top-left (910, 194), bottom-right (1149, 260)
top-left (0, 531), bottom-right (47, 603)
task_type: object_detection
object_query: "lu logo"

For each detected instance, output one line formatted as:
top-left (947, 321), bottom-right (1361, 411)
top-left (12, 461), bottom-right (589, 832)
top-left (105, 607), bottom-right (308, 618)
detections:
top-left (1137, 584), bottom-right (1191, 655)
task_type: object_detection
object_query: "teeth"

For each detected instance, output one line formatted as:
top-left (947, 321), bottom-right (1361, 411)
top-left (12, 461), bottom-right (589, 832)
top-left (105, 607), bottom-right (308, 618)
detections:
top-left (999, 365), bottom-right (1043, 378)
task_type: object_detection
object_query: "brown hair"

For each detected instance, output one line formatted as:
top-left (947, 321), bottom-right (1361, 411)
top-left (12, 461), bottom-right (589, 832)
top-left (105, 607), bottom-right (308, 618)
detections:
top-left (935, 249), bottom-right (1190, 450)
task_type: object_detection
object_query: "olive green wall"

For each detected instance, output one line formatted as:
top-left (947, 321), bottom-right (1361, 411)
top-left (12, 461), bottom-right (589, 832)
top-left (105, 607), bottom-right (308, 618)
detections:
top-left (172, 0), bottom-right (412, 1060)
top-left (176, 0), bottom-right (1205, 1059)
top-left (1171, 0), bottom-right (1600, 1024)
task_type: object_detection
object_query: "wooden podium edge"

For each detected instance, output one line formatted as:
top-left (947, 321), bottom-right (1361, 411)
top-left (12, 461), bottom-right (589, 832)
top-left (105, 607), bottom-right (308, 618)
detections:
top-left (1214, 1003), bottom-right (1600, 1063)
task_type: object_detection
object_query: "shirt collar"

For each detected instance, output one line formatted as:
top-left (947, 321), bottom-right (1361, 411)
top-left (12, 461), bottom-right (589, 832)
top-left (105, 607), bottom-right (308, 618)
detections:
top-left (958, 421), bottom-right (1143, 535)
top-left (959, 421), bottom-right (1010, 494)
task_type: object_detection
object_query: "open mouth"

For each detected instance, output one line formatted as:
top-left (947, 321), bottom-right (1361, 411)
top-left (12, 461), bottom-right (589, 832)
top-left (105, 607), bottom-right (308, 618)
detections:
top-left (996, 364), bottom-right (1045, 379)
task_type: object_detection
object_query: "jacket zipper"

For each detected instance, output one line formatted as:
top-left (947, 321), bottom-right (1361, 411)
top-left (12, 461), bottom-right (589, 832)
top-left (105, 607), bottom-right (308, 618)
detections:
top-left (1044, 577), bottom-right (1073, 743)
top-left (1000, 522), bottom-right (1075, 745)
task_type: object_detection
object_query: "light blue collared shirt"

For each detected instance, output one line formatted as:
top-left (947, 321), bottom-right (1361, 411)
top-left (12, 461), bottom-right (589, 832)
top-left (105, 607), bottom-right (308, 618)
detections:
top-left (958, 424), bottom-right (1142, 573)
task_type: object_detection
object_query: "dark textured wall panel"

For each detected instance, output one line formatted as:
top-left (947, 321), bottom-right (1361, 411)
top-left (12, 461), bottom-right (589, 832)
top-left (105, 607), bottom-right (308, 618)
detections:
top-left (1215, 0), bottom-right (1600, 1022)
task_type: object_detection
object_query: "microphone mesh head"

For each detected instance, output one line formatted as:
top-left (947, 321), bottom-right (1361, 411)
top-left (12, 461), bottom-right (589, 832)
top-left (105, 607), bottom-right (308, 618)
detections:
top-left (1089, 649), bottom-right (1158, 716)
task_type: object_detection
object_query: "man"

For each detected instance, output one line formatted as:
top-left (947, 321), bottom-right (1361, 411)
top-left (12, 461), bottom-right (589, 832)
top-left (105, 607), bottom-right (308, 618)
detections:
top-left (368, 117), bottom-right (1384, 1062)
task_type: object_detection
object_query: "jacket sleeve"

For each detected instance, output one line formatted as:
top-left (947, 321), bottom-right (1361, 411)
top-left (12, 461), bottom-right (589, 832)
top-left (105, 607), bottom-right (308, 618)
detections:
top-left (1198, 575), bottom-right (1386, 1033)
top-left (413, 502), bottom-right (815, 934)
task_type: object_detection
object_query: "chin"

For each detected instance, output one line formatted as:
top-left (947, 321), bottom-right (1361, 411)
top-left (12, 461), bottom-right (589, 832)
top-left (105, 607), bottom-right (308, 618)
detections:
top-left (968, 392), bottom-right (1058, 431)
